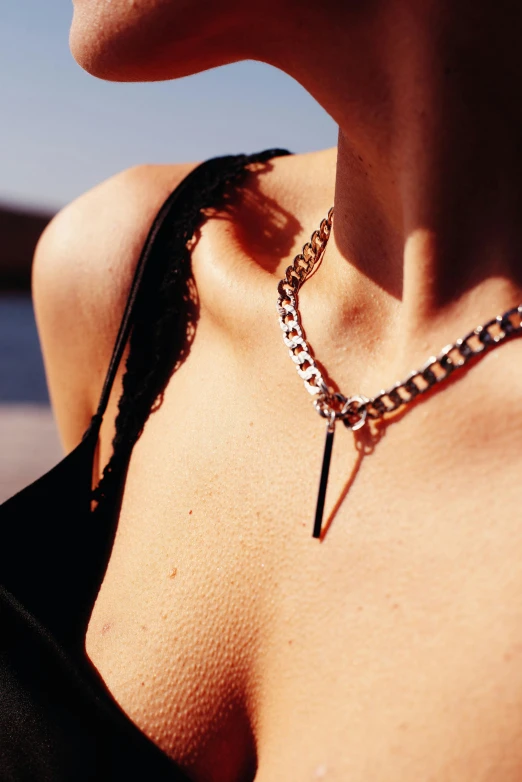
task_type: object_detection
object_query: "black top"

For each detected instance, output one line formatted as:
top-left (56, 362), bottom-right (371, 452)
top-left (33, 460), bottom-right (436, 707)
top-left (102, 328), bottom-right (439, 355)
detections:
top-left (0, 149), bottom-right (290, 781)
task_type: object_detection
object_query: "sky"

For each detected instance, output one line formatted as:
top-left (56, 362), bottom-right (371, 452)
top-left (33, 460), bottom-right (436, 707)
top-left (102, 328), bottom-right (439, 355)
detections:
top-left (0, 2), bottom-right (338, 213)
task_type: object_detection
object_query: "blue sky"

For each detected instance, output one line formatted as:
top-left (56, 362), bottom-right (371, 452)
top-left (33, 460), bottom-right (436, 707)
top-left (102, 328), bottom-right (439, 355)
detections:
top-left (0, 2), bottom-right (337, 212)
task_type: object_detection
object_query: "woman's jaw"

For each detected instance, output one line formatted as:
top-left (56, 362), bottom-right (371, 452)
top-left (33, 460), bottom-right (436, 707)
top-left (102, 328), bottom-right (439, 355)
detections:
top-left (69, 0), bottom-right (274, 82)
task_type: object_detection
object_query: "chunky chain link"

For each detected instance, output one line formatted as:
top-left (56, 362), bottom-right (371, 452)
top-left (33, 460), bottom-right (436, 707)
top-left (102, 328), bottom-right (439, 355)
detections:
top-left (277, 208), bottom-right (334, 397)
top-left (277, 207), bottom-right (522, 430)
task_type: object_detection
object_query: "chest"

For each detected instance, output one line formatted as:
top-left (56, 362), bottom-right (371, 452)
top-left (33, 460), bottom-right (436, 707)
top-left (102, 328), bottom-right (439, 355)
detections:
top-left (85, 317), bottom-right (522, 782)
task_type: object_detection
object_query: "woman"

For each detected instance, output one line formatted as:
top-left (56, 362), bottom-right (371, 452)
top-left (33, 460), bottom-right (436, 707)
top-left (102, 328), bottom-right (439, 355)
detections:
top-left (2, 1), bottom-right (522, 780)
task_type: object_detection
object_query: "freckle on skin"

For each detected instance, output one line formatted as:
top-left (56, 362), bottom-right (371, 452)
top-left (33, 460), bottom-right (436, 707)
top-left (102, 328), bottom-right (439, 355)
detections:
top-left (170, 568), bottom-right (178, 579)
top-left (189, 510), bottom-right (193, 515)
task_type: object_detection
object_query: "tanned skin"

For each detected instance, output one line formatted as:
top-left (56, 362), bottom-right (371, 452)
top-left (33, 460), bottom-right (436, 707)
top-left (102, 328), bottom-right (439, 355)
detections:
top-left (33, 2), bottom-right (522, 780)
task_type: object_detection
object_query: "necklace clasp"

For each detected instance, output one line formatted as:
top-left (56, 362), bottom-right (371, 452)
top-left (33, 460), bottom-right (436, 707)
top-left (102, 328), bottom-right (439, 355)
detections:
top-left (341, 395), bottom-right (369, 431)
top-left (314, 393), bottom-right (369, 431)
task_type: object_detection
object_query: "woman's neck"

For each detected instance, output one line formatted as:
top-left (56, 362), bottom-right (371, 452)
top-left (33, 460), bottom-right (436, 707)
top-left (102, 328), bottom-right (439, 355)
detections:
top-left (270, 2), bottom-right (522, 352)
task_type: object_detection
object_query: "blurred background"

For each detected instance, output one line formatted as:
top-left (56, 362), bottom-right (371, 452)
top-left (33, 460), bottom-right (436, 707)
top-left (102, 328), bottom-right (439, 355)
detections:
top-left (0, 1), bottom-right (337, 501)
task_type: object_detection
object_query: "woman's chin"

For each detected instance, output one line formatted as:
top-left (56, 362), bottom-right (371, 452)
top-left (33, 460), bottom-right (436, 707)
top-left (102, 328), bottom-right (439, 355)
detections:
top-left (69, 11), bottom-right (116, 80)
top-left (69, 1), bottom-right (248, 83)
top-left (69, 4), bottom-right (154, 82)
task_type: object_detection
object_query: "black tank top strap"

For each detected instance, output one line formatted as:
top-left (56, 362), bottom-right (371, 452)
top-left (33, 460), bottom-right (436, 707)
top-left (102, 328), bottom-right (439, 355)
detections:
top-left (87, 148), bottom-right (291, 517)
top-left (87, 148), bottom-right (290, 439)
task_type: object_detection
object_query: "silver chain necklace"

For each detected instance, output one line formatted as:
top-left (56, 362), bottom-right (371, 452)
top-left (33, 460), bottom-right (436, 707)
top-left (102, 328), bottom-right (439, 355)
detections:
top-left (276, 207), bottom-right (522, 538)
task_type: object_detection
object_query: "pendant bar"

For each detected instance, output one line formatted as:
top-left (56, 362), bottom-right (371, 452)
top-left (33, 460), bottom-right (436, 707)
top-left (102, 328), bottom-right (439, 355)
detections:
top-left (312, 422), bottom-right (335, 539)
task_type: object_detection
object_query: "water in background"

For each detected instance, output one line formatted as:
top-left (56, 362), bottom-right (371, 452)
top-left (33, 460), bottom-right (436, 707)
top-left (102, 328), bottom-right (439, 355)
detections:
top-left (0, 293), bottom-right (49, 403)
top-left (0, 293), bottom-right (62, 501)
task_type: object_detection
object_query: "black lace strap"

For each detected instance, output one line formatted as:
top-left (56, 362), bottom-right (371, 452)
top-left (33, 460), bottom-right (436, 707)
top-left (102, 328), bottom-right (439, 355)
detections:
top-left (87, 148), bottom-right (290, 440)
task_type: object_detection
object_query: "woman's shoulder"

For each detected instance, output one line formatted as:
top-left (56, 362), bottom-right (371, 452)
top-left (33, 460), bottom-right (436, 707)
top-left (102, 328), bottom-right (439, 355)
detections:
top-left (33, 147), bottom-right (335, 323)
top-left (34, 162), bottom-right (196, 304)
top-left (31, 149), bottom-right (336, 450)
top-left (32, 162), bottom-right (197, 450)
